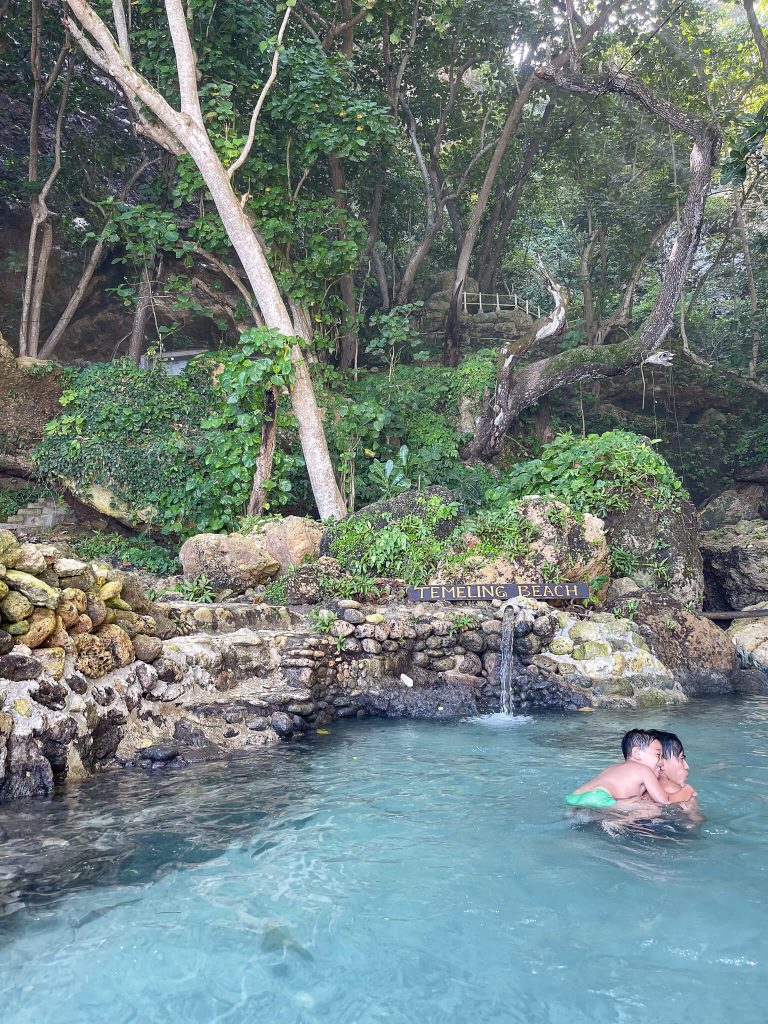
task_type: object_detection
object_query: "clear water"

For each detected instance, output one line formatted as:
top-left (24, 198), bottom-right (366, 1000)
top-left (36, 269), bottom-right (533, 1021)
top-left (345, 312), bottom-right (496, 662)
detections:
top-left (1, 697), bottom-right (767, 1024)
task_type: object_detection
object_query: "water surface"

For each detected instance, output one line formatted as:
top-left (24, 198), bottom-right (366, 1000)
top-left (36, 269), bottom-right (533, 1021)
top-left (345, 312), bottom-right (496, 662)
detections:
top-left (1, 697), bottom-right (766, 1023)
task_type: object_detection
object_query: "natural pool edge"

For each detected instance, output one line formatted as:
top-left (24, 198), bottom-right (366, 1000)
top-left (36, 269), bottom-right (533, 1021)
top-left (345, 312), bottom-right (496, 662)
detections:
top-left (1, 593), bottom-right (765, 803)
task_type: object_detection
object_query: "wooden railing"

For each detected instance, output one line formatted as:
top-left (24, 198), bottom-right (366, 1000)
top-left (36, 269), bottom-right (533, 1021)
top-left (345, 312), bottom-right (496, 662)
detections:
top-left (461, 291), bottom-right (541, 318)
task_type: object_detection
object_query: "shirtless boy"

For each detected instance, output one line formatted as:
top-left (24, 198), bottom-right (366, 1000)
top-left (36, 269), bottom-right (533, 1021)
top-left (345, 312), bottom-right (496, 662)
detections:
top-left (565, 728), bottom-right (696, 809)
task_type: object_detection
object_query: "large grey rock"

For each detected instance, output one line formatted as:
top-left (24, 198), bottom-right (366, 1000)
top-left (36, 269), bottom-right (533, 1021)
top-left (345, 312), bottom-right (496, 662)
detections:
top-left (603, 496), bottom-right (704, 609)
top-left (250, 516), bottom-right (323, 575)
top-left (701, 520), bottom-right (768, 610)
top-left (727, 605), bottom-right (768, 673)
top-left (699, 484), bottom-right (768, 530)
top-left (179, 533), bottom-right (280, 594)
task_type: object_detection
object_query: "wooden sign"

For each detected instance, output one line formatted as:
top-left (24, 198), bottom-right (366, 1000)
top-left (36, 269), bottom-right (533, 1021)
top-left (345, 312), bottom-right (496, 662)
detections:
top-left (406, 582), bottom-right (589, 602)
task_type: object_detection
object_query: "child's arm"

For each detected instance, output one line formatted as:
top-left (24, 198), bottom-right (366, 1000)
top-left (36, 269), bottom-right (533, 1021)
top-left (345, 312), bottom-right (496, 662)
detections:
top-left (666, 784), bottom-right (696, 804)
top-left (638, 770), bottom-right (696, 806)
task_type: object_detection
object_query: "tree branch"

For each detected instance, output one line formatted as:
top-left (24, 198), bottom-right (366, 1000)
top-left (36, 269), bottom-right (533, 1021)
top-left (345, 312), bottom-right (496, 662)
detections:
top-left (227, 5), bottom-right (292, 181)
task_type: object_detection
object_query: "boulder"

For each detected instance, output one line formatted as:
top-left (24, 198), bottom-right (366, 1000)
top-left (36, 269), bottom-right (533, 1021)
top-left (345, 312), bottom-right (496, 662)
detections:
top-left (96, 624), bottom-right (135, 667)
top-left (321, 486), bottom-right (460, 567)
top-left (0, 530), bottom-right (21, 568)
top-left (0, 653), bottom-right (43, 681)
top-left (132, 633), bottom-right (163, 663)
top-left (603, 495), bottom-right (703, 609)
top-left (73, 634), bottom-right (116, 678)
top-left (700, 521), bottom-right (768, 610)
top-left (35, 646), bottom-right (67, 680)
top-left (727, 605), bottom-right (768, 674)
top-left (24, 607), bottom-right (57, 649)
top-left (251, 516), bottom-right (323, 575)
top-left (282, 557), bottom-right (345, 604)
top-left (440, 497), bottom-right (609, 588)
top-left (606, 590), bottom-right (737, 690)
top-left (4, 569), bottom-right (60, 610)
top-left (0, 629), bottom-right (13, 655)
top-left (14, 543), bottom-right (47, 574)
top-left (1, 590), bottom-right (33, 623)
top-left (179, 533), bottom-right (280, 594)
top-left (699, 484), bottom-right (768, 530)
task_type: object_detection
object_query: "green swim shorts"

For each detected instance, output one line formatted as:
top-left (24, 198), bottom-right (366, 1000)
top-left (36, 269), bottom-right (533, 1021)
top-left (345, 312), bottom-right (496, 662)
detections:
top-left (565, 788), bottom-right (617, 809)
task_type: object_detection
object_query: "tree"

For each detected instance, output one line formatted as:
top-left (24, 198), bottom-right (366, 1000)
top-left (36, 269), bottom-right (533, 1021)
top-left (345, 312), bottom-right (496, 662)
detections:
top-left (63, 0), bottom-right (346, 519)
top-left (463, 63), bottom-right (721, 460)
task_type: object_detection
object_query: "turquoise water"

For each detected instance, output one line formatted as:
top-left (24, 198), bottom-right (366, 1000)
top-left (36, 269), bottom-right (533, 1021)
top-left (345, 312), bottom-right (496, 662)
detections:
top-left (1, 697), bottom-right (767, 1023)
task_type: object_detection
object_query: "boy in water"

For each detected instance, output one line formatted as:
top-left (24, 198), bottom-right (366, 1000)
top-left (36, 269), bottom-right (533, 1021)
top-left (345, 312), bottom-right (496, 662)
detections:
top-left (565, 728), bottom-right (696, 809)
top-left (649, 729), bottom-right (697, 799)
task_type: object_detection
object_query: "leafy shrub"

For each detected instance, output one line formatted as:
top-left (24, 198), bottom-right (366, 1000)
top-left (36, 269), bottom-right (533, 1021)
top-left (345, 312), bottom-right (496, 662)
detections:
top-left (453, 502), bottom-right (539, 562)
top-left (486, 430), bottom-right (687, 517)
top-left (71, 532), bottom-right (180, 576)
top-left (173, 575), bottom-right (215, 602)
top-left (326, 495), bottom-right (458, 583)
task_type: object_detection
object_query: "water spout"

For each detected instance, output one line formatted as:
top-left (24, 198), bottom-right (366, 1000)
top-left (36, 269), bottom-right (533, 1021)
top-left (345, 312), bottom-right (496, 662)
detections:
top-left (498, 604), bottom-right (517, 714)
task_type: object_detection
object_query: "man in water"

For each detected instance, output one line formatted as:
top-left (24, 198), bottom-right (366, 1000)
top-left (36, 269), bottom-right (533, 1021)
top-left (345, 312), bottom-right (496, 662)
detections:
top-left (649, 729), bottom-right (701, 816)
top-left (565, 728), bottom-right (696, 810)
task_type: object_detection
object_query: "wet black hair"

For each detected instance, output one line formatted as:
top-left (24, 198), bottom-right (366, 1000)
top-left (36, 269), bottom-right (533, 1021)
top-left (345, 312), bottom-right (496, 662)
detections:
top-left (621, 728), bottom-right (658, 759)
top-left (648, 729), bottom-right (685, 760)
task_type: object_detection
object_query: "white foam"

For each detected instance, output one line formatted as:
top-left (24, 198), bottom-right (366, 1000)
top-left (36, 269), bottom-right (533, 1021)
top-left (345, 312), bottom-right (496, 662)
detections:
top-left (464, 712), bottom-right (533, 728)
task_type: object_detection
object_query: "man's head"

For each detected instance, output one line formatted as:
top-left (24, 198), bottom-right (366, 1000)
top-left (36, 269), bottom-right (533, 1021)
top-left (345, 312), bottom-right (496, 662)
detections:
top-left (649, 729), bottom-right (689, 786)
top-left (621, 728), bottom-right (662, 774)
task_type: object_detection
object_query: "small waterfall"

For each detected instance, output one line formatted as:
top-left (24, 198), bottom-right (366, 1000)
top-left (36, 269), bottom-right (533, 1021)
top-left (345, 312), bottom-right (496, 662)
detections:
top-left (498, 604), bottom-right (517, 714)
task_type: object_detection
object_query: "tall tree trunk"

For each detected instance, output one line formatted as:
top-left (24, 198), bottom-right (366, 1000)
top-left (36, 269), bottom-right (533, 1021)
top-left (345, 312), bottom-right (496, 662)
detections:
top-left (127, 254), bottom-right (156, 364)
top-left (63, 0), bottom-right (346, 519)
top-left (329, 154), bottom-right (358, 370)
top-left (247, 387), bottom-right (278, 516)
top-left (733, 187), bottom-right (761, 378)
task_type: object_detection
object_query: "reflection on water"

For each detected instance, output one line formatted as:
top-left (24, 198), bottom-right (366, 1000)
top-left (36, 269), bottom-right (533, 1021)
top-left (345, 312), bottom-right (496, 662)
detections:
top-left (0, 698), bottom-right (767, 1024)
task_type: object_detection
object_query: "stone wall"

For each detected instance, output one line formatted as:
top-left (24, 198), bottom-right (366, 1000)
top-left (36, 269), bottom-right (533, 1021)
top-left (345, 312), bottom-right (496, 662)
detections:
top-left (1, 539), bottom-right (764, 801)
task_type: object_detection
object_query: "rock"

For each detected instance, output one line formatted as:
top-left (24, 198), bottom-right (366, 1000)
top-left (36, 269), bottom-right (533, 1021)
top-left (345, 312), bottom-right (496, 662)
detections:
top-left (99, 580), bottom-right (123, 602)
top-left (322, 486), bottom-right (460, 568)
top-left (179, 533), bottom-right (280, 594)
top-left (0, 630), bottom-right (13, 655)
top-left (56, 597), bottom-right (80, 628)
top-left (549, 636), bottom-right (574, 656)
top-left (607, 590), bottom-right (737, 685)
top-left (603, 495), bottom-right (703, 609)
top-left (44, 615), bottom-right (74, 652)
top-left (139, 744), bottom-right (180, 764)
top-left (568, 621), bottom-right (602, 643)
top-left (0, 579), bottom-right (6, 600)
top-left (365, 613), bottom-right (385, 624)
top-left (132, 634), bottom-right (163, 663)
top-left (54, 557), bottom-right (88, 577)
top-left (1, 590), bottom-right (33, 623)
top-left (65, 671), bottom-right (88, 695)
top-left (270, 711), bottom-right (294, 738)
top-left (73, 634), bottom-right (116, 678)
top-left (701, 521), bottom-right (768, 610)
top-left (4, 570), bottom-right (60, 610)
top-left (700, 484), bottom-right (768, 530)
top-left (727, 606), bottom-right (768, 673)
top-left (250, 516), bottom-right (323, 575)
top-left (446, 497), bottom-right (609, 590)
top-left (599, 679), bottom-right (634, 697)
top-left (0, 653), bottom-right (43, 680)
top-left (33, 679), bottom-right (69, 710)
top-left (35, 646), bottom-right (67, 680)
top-left (62, 587), bottom-right (88, 613)
top-left (70, 613), bottom-right (94, 635)
top-left (14, 543), bottom-right (47, 574)
top-left (86, 596), bottom-right (108, 628)
top-left (635, 689), bottom-right (667, 708)
top-left (0, 530), bottom-right (21, 568)
top-left (96, 624), bottom-right (135, 667)
top-left (331, 619), bottom-right (355, 638)
top-left (606, 577), bottom-right (640, 604)
top-left (247, 716), bottom-right (269, 731)
top-left (6, 620), bottom-right (29, 636)
top-left (461, 631), bottom-right (485, 653)
top-left (343, 609), bottom-right (366, 624)
top-left (573, 640), bottom-right (611, 660)
top-left (24, 607), bottom-right (57, 649)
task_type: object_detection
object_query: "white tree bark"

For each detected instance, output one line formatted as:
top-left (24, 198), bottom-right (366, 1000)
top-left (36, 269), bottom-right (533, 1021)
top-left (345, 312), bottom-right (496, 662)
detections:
top-left (63, 0), bottom-right (346, 519)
